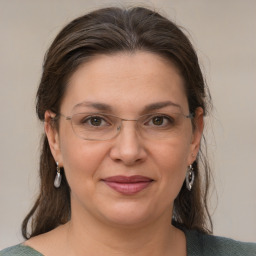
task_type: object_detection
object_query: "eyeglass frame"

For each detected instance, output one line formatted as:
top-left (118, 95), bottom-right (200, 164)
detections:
top-left (52, 111), bottom-right (195, 141)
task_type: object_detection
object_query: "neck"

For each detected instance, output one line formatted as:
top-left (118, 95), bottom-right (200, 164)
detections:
top-left (62, 204), bottom-right (186, 256)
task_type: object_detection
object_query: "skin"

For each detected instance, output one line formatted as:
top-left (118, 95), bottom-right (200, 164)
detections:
top-left (25, 51), bottom-right (204, 256)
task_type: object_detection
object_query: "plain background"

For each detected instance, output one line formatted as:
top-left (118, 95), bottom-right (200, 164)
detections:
top-left (0, 0), bottom-right (255, 249)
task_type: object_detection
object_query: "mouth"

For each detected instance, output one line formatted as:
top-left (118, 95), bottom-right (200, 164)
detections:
top-left (102, 175), bottom-right (154, 195)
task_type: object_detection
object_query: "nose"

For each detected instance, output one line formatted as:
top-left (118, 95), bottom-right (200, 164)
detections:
top-left (109, 121), bottom-right (147, 166)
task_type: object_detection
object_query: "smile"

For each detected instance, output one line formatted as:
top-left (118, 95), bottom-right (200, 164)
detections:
top-left (102, 175), bottom-right (154, 195)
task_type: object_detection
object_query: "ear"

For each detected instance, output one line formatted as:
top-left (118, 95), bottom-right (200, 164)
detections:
top-left (44, 110), bottom-right (63, 166)
top-left (187, 107), bottom-right (204, 165)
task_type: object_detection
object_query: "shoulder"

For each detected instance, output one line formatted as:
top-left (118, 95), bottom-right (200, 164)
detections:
top-left (0, 244), bottom-right (43, 256)
top-left (185, 229), bottom-right (256, 256)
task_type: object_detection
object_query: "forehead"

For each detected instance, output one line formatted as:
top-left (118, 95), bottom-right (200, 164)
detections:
top-left (62, 51), bottom-right (189, 115)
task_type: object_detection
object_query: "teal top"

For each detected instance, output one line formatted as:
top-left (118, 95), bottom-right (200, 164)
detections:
top-left (0, 244), bottom-right (42, 256)
top-left (1, 229), bottom-right (256, 255)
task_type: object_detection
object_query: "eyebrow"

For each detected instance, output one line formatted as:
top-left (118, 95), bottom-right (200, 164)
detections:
top-left (142, 101), bottom-right (181, 113)
top-left (72, 102), bottom-right (113, 112)
top-left (72, 100), bottom-right (181, 113)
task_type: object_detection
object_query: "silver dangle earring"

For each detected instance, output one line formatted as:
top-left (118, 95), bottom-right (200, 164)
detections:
top-left (54, 162), bottom-right (62, 188)
top-left (186, 165), bottom-right (195, 191)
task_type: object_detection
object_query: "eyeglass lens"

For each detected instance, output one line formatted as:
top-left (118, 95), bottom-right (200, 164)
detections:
top-left (69, 112), bottom-right (192, 141)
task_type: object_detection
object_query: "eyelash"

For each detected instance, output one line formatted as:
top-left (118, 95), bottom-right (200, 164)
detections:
top-left (82, 116), bottom-right (110, 126)
top-left (145, 115), bottom-right (175, 126)
top-left (80, 114), bottom-right (175, 127)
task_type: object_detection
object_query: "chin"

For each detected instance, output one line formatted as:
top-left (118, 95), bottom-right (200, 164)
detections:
top-left (96, 200), bottom-right (160, 228)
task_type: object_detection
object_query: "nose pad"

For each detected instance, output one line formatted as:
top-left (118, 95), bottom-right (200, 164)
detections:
top-left (114, 124), bottom-right (122, 139)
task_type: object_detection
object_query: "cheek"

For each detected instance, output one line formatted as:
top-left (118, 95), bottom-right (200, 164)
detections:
top-left (58, 129), bottom-right (108, 193)
top-left (151, 136), bottom-right (191, 193)
top-left (154, 133), bottom-right (191, 170)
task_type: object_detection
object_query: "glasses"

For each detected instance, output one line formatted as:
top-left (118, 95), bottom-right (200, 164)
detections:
top-left (55, 111), bottom-right (194, 141)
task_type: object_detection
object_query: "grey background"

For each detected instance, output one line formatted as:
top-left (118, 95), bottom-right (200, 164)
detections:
top-left (0, 0), bottom-right (255, 249)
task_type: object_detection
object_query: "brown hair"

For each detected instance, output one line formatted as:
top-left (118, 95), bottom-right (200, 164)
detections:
top-left (22, 6), bottom-right (212, 239)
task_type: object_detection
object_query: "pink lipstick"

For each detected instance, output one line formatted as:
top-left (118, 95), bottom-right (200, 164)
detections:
top-left (103, 175), bottom-right (153, 195)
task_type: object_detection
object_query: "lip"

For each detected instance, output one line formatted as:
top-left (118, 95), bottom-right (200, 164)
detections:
top-left (102, 175), bottom-right (153, 195)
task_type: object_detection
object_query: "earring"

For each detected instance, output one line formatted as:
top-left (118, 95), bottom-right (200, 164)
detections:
top-left (54, 162), bottom-right (62, 188)
top-left (186, 165), bottom-right (195, 191)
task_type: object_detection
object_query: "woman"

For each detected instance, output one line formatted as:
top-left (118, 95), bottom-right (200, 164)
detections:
top-left (1, 6), bottom-right (255, 256)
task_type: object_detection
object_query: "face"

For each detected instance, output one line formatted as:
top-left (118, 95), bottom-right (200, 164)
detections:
top-left (45, 52), bottom-right (203, 228)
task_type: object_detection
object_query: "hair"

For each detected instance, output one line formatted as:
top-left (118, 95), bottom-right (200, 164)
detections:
top-left (22, 6), bottom-right (213, 239)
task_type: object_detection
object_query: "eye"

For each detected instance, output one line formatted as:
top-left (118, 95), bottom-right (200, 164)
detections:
top-left (152, 116), bottom-right (165, 126)
top-left (82, 115), bottom-right (110, 127)
top-left (145, 114), bottom-right (175, 127)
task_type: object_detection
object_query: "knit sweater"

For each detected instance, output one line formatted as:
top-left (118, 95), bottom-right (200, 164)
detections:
top-left (1, 230), bottom-right (256, 256)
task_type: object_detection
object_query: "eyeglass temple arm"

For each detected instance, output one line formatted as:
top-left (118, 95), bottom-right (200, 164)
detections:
top-left (186, 113), bottom-right (194, 119)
